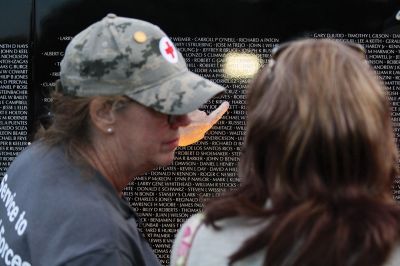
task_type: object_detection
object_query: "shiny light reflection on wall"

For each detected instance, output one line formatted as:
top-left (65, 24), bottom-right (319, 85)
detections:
top-left (223, 52), bottom-right (261, 79)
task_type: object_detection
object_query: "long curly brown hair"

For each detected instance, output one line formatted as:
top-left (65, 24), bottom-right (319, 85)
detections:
top-left (204, 39), bottom-right (400, 266)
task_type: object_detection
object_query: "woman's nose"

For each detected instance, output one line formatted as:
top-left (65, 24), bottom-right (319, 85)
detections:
top-left (168, 114), bottom-right (191, 129)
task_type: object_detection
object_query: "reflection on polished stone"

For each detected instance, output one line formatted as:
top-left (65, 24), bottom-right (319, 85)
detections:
top-left (223, 52), bottom-right (261, 79)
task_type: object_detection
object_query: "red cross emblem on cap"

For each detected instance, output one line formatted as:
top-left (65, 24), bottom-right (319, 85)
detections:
top-left (159, 37), bottom-right (178, 64)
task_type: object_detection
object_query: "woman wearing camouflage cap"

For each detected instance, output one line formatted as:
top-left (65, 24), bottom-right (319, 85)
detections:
top-left (0, 14), bottom-right (228, 266)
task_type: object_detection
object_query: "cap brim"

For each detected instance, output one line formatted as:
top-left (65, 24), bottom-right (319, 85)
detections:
top-left (125, 70), bottom-right (225, 115)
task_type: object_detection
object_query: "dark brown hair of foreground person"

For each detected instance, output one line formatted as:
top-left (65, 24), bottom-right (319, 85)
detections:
top-left (204, 39), bottom-right (400, 266)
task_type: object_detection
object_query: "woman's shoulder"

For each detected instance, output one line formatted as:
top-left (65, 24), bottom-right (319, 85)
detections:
top-left (385, 243), bottom-right (400, 266)
top-left (171, 213), bottom-right (268, 266)
top-left (176, 213), bottom-right (267, 240)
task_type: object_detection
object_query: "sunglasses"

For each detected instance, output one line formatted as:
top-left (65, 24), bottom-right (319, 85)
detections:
top-left (268, 40), bottom-right (367, 69)
top-left (168, 115), bottom-right (177, 125)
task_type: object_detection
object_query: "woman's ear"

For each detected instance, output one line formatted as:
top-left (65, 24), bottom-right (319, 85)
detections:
top-left (88, 97), bottom-right (116, 134)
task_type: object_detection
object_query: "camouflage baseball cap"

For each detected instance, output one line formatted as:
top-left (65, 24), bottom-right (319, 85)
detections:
top-left (60, 14), bottom-right (225, 115)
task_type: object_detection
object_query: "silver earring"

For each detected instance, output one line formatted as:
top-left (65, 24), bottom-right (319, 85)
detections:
top-left (107, 128), bottom-right (113, 134)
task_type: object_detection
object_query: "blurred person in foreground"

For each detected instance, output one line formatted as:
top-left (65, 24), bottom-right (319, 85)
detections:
top-left (0, 14), bottom-right (228, 266)
top-left (171, 38), bottom-right (400, 266)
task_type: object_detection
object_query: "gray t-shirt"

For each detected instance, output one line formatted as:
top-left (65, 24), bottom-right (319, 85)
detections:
top-left (0, 142), bottom-right (161, 266)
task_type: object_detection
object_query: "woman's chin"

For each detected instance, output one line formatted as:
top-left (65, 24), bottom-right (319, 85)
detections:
top-left (154, 152), bottom-right (176, 168)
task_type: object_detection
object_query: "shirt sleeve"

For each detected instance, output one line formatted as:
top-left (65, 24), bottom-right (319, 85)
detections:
top-left (170, 213), bottom-right (204, 266)
top-left (63, 249), bottom-right (135, 266)
top-left (170, 221), bottom-right (185, 266)
top-left (384, 245), bottom-right (400, 266)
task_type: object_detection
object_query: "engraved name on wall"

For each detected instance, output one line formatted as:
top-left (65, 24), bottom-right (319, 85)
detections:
top-left (0, 44), bottom-right (29, 176)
